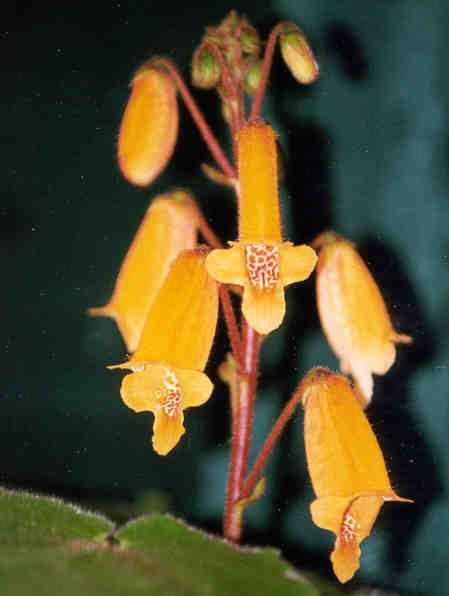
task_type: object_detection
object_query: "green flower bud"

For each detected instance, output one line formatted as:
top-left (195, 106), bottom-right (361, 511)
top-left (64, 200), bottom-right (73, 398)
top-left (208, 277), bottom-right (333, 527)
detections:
top-left (191, 46), bottom-right (221, 89)
top-left (244, 60), bottom-right (262, 95)
top-left (280, 23), bottom-right (319, 85)
top-left (240, 22), bottom-right (261, 55)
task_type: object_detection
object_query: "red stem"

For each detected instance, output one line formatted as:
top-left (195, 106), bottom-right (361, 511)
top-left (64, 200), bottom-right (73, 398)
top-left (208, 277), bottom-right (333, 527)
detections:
top-left (219, 286), bottom-right (244, 367)
top-left (154, 58), bottom-right (236, 180)
top-left (193, 203), bottom-right (224, 249)
top-left (223, 322), bottom-right (260, 541)
top-left (241, 374), bottom-right (307, 499)
top-left (249, 23), bottom-right (284, 122)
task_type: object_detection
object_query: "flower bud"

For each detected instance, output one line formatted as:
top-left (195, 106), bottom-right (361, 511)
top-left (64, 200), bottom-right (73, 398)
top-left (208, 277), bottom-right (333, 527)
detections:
top-left (191, 46), bottom-right (221, 89)
top-left (240, 20), bottom-right (261, 55)
top-left (117, 64), bottom-right (178, 187)
top-left (243, 60), bottom-right (262, 95)
top-left (315, 232), bottom-right (411, 405)
top-left (280, 23), bottom-right (319, 85)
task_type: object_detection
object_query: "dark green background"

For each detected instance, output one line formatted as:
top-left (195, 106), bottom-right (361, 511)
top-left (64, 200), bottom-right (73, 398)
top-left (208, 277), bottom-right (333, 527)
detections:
top-left (2, 2), bottom-right (448, 594)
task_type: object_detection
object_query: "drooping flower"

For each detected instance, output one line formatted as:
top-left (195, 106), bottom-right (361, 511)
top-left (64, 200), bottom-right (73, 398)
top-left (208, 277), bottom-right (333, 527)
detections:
top-left (117, 63), bottom-right (178, 187)
top-left (315, 232), bottom-right (411, 406)
top-left (301, 368), bottom-right (411, 583)
top-left (109, 248), bottom-right (218, 456)
top-left (205, 121), bottom-right (317, 335)
top-left (89, 191), bottom-right (198, 353)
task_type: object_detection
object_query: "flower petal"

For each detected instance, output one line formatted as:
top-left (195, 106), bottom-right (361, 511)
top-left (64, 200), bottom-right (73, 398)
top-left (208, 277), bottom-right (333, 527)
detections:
top-left (341, 357), bottom-right (374, 406)
top-left (175, 368), bottom-right (214, 408)
top-left (205, 245), bottom-right (246, 285)
top-left (89, 192), bottom-right (197, 352)
top-left (238, 122), bottom-right (282, 244)
top-left (313, 494), bottom-right (383, 583)
top-left (279, 243), bottom-right (317, 286)
top-left (132, 248), bottom-right (218, 371)
top-left (315, 236), bottom-right (411, 405)
top-left (242, 283), bottom-right (285, 335)
top-left (152, 410), bottom-right (185, 456)
top-left (119, 365), bottom-right (167, 413)
top-left (303, 370), bottom-right (393, 497)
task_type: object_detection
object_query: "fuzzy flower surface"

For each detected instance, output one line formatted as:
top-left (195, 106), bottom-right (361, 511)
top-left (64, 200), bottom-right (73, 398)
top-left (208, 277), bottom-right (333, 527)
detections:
top-left (302, 368), bottom-right (411, 583)
top-left (315, 232), bottom-right (411, 405)
top-left (89, 191), bottom-right (198, 352)
top-left (206, 121), bottom-right (317, 335)
top-left (110, 248), bottom-right (218, 455)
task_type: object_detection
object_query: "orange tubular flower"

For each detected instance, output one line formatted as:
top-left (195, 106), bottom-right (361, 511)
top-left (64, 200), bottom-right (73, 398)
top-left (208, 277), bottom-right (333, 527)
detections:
top-left (315, 232), bottom-right (411, 406)
top-left (109, 248), bottom-right (218, 456)
top-left (118, 64), bottom-right (178, 187)
top-left (89, 191), bottom-right (198, 353)
top-left (205, 121), bottom-right (317, 335)
top-left (302, 368), bottom-right (411, 583)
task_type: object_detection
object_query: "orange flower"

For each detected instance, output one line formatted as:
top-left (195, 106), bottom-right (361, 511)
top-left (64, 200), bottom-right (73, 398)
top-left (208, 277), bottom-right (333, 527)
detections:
top-left (118, 64), bottom-right (178, 187)
top-left (315, 232), bottom-right (411, 405)
top-left (302, 368), bottom-right (411, 583)
top-left (109, 248), bottom-right (218, 455)
top-left (205, 121), bottom-right (317, 335)
top-left (89, 191), bottom-right (198, 353)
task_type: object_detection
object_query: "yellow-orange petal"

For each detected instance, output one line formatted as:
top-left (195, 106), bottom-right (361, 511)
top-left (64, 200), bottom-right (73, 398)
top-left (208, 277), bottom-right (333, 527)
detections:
top-left (237, 122), bottom-right (283, 244)
top-left (302, 368), bottom-right (411, 582)
top-left (152, 410), bottom-right (185, 456)
top-left (88, 191), bottom-right (198, 352)
top-left (242, 283), bottom-right (285, 335)
top-left (175, 369), bottom-right (214, 408)
top-left (205, 245), bottom-right (246, 285)
top-left (279, 243), bottom-right (317, 286)
top-left (117, 364), bottom-right (214, 455)
top-left (119, 364), bottom-right (167, 413)
top-left (132, 248), bottom-right (218, 371)
top-left (315, 234), bottom-right (411, 404)
top-left (118, 66), bottom-right (178, 187)
top-left (303, 370), bottom-right (393, 497)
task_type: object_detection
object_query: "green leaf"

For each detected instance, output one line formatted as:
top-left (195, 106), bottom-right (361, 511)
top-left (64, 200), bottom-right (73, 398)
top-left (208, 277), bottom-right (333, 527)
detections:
top-left (0, 487), bottom-right (113, 546)
top-left (117, 514), bottom-right (342, 596)
top-left (0, 489), bottom-right (344, 596)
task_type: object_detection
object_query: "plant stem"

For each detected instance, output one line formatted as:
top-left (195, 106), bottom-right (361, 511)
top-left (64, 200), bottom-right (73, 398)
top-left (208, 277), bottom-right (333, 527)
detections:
top-left (193, 203), bottom-right (224, 249)
top-left (241, 375), bottom-right (307, 499)
top-left (249, 23), bottom-right (284, 122)
top-left (223, 322), bottom-right (260, 542)
top-left (154, 58), bottom-right (236, 180)
top-left (219, 286), bottom-right (244, 368)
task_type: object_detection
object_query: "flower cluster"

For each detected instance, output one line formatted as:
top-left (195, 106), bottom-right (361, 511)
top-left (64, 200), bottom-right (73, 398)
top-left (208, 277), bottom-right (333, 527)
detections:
top-left (89, 10), bottom-right (412, 584)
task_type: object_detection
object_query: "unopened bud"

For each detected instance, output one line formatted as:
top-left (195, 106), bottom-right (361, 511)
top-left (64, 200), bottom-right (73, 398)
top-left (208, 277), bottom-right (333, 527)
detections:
top-left (244, 60), bottom-right (262, 95)
top-left (191, 46), bottom-right (221, 89)
top-left (240, 21), bottom-right (261, 55)
top-left (280, 23), bottom-right (319, 85)
top-left (118, 64), bottom-right (178, 187)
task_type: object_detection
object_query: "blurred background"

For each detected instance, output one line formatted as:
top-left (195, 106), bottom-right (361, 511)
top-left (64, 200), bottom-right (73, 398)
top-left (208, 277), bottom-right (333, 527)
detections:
top-left (2, 1), bottom-right (448, 594)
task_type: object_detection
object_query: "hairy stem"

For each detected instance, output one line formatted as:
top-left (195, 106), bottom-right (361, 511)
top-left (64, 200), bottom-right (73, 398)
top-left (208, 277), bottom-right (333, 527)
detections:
top-left (249, 23), bottom-right (284, 122)
top-left (241, 375), bottom-right (307, 499)
top-left (223, 322), bottom-right (260, 541)
top-left (219, 286), bottom-right (244, 367)
top-left (154, 58), bottom-right (236, 179)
